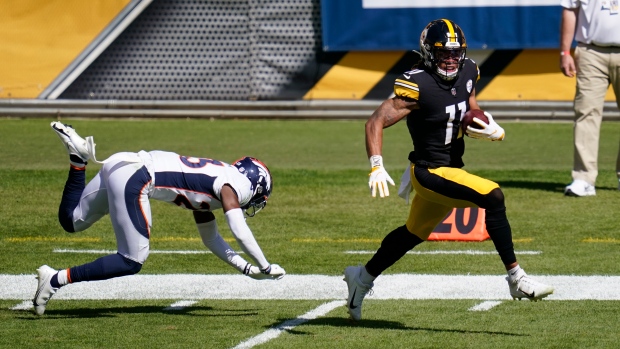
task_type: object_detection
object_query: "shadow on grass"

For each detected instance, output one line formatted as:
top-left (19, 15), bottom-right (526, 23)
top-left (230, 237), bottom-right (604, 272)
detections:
top-left (16, 305), bottom-right (260, 319)
top-left (496, 180), bottom-right (566, 193)
top-left (278, 317), bottom-right (527, 337)
top-left (498, 180), bottom-right (618, 193)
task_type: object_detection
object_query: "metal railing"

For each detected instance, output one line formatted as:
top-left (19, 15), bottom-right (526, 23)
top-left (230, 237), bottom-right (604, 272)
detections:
top-left (0, 99), bottom-right (618, 120)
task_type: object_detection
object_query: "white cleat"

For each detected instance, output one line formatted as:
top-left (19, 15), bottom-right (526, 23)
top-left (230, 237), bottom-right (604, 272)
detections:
top-left (50, 121), bottom-right (91, 162)
top-left (343, 265), bottom-right (373, 321)
top-left (33, 265), bottom-right (59, 315)
top-left (507, 272), bottom-right (554, 301)
top-left (564, 179), bottom-right (595, 197)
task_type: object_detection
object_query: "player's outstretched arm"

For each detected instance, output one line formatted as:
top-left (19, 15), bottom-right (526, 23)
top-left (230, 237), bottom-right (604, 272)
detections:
top-left (194, 211), bottom-right (257, 276)
top-left (194, 209), bottom-right (285, 280)
top-left (220, 185), bottom-right (286, 280)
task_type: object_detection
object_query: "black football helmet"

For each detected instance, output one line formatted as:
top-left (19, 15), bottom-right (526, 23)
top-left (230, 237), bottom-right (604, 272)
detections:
top-left (233, 156), bottom-right (272, 217)
top-left (419, 19), bottom-right (467, 81)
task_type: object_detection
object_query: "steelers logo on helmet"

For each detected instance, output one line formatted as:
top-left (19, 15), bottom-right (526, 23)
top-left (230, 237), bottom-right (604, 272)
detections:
top-left (233, 156), bottom-right (272, 217)
top-left (419, 19), bottom-right (467, 81)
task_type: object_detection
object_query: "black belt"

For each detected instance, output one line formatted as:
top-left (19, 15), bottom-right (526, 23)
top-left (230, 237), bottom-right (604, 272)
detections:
top-left (579, 42), bottom-right (620, 48)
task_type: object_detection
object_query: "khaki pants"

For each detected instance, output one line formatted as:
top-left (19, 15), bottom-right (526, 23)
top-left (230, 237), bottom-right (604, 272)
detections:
top-left (572, 43), bottom-right (620, 185)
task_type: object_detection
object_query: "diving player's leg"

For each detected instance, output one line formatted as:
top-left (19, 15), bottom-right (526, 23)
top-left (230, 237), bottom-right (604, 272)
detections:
top-left (50, 122), bottom-right (90, 163)
top-left (59, 171), bottom-right (110, 233)
top-left (106, 161), bottom-right (153, 268)
top-left (34, 161), bottom-right (151, 315)
top-left (83, 160), bottom-right (153, 279)
top-left (52, 122), bottom-right (93, 232)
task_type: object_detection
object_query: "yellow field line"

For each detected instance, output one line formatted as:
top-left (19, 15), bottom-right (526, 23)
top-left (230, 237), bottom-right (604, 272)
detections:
top-left (582, 237), bottom-right (620, 243)
top-left (292, 238), bottom-right (382, 243)
top-left (6, 237), bottom-right (536, 244)
top-left (5, 237), bottom-right (102, 243)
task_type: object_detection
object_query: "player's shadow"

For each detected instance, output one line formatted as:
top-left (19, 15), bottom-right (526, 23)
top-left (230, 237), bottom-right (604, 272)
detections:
top-left (19, 305), bottom-right (260, 319)
top-left (279, 317), bottom-right (527, 337)
top-left (498, 180), bottom-right (619, 194)
top-left (495, 180), bottom-right (566, 193)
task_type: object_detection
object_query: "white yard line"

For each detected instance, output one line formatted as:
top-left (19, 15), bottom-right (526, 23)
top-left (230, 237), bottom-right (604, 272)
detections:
top-left (230, 300), bottom-right (345, 349)
top-left (54, 249), bottom-right (542, 256)
top-left (9, 300), bottom-right (33, 311)
top-left (468, 301), bottom-right (503, 311)
top-left (163, 300), bottom-right (198, 311)
top-left (52, 248), bottom-right (542, 255)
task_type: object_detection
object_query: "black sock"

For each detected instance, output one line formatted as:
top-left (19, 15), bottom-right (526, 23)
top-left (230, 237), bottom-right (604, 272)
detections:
top-left (485, 207), bottom-right (516, 266)
top-left (365, 225), bottom-right (423, 277)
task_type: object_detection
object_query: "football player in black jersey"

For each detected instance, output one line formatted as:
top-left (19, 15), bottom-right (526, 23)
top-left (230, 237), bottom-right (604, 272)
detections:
top-left (344, 19), bottom-right (554, 322)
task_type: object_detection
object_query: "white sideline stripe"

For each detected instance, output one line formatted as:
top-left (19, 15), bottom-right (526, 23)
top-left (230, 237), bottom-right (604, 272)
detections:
top-left (2, 274), bottom-right (620, 301)
top-left (468, 301), bottom-right (503, 311)
top-left (345, 250), bottom-right (542, 255)
top-left (54, 249), bottom-right (543, 256)
top-left (164, 300), bottom-right (198, 311)
top-left (53, 249), bottom-right (217, 254)
top-left (230, 300), bottom-right (344, 349)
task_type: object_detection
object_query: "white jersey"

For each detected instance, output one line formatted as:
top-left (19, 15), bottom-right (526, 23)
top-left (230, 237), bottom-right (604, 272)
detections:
top-left (148, 151), bottom-right (253, 211)
top-left (561, 0), bottom-right (620, 47)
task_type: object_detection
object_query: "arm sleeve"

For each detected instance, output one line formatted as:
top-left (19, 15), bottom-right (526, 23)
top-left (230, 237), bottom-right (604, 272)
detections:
top-left (196, 219), bottom-right (252, 274)
top-left (224, 208), bottom-right (270, 269)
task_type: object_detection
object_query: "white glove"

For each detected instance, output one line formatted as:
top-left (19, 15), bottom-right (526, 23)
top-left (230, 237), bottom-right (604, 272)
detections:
top-left (466, 111), bottom-right (505, 141)
top-left (246, 264), bottom-right (286, 280)
top-left (368, 155), bottom-right (395, 198)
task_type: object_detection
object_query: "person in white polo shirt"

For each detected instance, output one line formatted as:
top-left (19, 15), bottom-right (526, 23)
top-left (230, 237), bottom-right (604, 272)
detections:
top-left (560, 0), bottom-right (620, 197)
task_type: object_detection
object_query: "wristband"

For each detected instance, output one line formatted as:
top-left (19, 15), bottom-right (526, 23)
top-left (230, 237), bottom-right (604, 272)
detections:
top-left (560, 50), bottom-right (570, 56)
top-left (369, 155), bottom-right (383, 168)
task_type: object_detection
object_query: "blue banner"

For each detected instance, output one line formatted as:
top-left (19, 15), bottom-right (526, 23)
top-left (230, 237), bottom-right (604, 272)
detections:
top-left (321, 1), bottom-right (562, 51)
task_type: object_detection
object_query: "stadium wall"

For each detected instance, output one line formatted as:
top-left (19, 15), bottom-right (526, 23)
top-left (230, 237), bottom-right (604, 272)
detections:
top-left (0, 0), bottom-right (616, 102)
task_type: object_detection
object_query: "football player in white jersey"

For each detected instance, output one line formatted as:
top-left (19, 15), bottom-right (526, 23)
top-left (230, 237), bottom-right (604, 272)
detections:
top-left (33, 122), bottom-right (286, 315)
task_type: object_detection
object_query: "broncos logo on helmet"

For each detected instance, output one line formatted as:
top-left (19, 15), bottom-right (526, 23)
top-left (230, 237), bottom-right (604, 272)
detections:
top-left (419, 19), bottom-right (467, 81)
top-left (233, 156), bottom-right (272, 217)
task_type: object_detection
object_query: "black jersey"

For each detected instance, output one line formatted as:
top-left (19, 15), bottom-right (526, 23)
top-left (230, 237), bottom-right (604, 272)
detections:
top-left (393, 59), bottom-right (480, 168)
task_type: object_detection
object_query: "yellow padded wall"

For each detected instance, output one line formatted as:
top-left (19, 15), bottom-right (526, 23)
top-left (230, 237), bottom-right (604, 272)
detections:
top-left (477, 49), bottom-right (616, 101)
top-left (0, 0), bottom-right (130, 98)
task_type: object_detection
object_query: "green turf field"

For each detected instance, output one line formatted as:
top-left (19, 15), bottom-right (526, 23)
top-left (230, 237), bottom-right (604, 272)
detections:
top-left (1, 118), bottom-right (619, 349)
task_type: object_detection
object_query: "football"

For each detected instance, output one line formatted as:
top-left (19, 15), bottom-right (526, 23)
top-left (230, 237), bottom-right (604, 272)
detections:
top-left (461, 109), bottom-right (488, 134)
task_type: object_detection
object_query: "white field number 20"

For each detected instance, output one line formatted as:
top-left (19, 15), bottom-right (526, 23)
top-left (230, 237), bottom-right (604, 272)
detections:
top-left (445, 101), bottom-right (467, 145)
